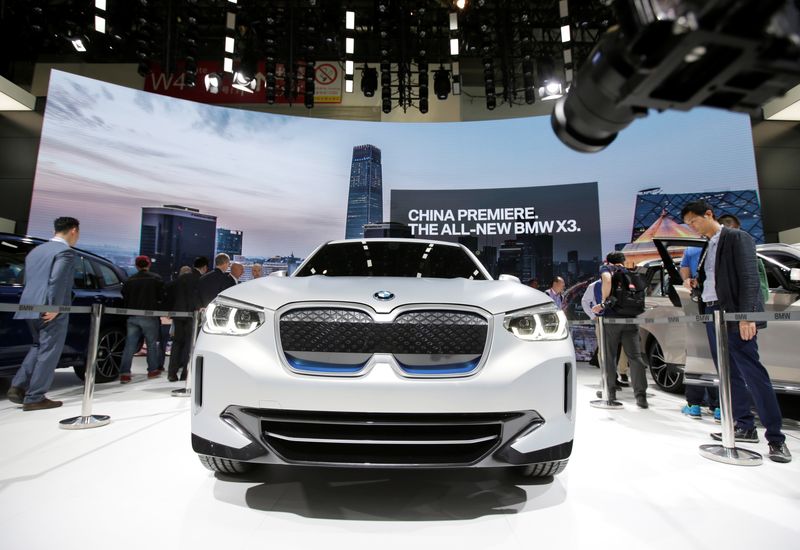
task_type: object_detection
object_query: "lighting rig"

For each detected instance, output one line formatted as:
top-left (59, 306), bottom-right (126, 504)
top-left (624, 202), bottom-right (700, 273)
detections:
top-left (2, 1), bottom-right (617, 114)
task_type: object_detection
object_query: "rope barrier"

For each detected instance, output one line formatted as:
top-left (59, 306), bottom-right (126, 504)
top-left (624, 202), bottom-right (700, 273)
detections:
top-left (1, 302), bottom-right (199, 429)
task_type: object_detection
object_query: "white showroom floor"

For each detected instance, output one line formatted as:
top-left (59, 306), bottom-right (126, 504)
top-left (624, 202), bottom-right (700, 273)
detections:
top-left (1, 361), bottom-right (798, 550)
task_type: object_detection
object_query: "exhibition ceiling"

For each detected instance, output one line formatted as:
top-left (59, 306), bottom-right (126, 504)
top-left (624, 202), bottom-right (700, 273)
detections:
top-left (3, 1), bottom-right (612, 110)
top-left (2, 1), bottom-right (798, 122)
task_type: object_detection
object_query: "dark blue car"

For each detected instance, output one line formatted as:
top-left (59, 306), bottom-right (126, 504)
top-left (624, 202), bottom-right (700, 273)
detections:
top-left (0, 233), bottom-right (128, 383)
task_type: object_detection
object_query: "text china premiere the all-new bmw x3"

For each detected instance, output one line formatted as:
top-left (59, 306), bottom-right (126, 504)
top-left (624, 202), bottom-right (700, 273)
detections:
top-left (191, 239), bottom-right (576, 477)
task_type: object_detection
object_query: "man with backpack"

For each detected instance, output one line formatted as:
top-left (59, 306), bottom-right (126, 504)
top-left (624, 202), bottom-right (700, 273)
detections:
top-left (592, 251), bottom-right (650, 408)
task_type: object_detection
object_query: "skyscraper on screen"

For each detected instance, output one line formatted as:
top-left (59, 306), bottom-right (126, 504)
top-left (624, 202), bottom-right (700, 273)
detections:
top-left (345, 145), bottom-right (383, 239)
top-left (140, 205), bottom-right (216, 280)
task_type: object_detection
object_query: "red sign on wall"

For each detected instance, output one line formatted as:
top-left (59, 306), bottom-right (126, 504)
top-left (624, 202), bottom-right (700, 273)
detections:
top-left (143, 60), bottom-right (342, 104)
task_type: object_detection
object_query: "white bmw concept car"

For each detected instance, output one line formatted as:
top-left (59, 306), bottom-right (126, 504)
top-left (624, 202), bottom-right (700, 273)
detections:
top-left (191, 239), bottom-right (576, 477)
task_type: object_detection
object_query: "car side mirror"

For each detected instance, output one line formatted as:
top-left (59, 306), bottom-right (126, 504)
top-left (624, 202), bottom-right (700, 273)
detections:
top-left (269, 270), bottom-right (288, 277)
top-left (498, 274), bottom-right (521, 284)
top-left (790, 268), bottom-right (800, 282)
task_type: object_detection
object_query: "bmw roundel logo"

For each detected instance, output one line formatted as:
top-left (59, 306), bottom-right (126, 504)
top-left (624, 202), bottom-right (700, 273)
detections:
top-left (374, 290), bottom-right (395, 301)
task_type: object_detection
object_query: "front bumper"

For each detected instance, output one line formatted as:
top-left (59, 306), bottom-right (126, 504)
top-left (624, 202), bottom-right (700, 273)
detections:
top-left (191, 408), bottom-right (573, 468)
top-left (190, 311), bottom-right (576, 468)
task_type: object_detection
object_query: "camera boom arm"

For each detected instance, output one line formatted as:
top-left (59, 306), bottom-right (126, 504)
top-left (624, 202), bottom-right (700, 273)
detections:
top-left (552, 0), bottom-right (800, 152)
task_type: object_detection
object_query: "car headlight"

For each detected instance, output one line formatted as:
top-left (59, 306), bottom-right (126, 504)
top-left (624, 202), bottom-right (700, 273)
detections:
top-left (503, 303), bottom-right (569, 341)
top-left (204, 300), bottom-right (265, 336)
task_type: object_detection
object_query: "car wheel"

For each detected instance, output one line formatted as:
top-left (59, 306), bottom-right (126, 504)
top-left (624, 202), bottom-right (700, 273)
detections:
top-left (646, 337), bottom-right (684, 394)
top-left (198, 455), bottom-right (254, 475)
top-left (73, 326), bottom-right (126, 383)
top-left (517, 460), bottom-right (568, 478)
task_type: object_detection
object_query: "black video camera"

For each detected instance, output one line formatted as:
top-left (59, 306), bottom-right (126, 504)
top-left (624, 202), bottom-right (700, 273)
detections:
top-left (552, 0), bottom-right (800, 153)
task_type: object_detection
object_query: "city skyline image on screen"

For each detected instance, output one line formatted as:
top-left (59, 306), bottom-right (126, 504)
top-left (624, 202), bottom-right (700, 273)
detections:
top-left (27, 70), bottom-right (760, 280)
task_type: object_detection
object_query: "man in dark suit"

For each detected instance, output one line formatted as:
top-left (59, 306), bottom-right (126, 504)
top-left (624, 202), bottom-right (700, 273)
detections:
top-left (167, 256), bottom-right (209, 381)
top-left (681, 200), bottom-right (791, 463)
top-left (119, 255), bottom-right (164, 383)
top-left (198, 253), bottom-right (235, 308)
top-left (7, 217), bottom-right (80, 411)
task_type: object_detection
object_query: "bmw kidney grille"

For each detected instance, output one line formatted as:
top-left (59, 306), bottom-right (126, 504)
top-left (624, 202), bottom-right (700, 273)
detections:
top-left (279, 308), bottom-right (489, 376)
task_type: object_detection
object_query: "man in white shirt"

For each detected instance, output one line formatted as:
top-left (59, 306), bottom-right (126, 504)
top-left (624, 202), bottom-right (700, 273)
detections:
top-left (581, 279), bottom-right (600, 319)
top-left (545, 276), bottom-right (565, 308)
top-left (681, 200), bottom-right (790, 463)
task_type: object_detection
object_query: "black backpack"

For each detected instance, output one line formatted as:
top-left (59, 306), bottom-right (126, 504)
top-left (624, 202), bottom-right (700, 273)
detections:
top-left (608, 267), bottom-right (646, 317)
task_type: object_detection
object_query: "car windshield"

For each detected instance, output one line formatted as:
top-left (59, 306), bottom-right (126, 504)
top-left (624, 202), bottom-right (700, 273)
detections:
top-left (760, 251), bottom-right (800, 291)
top-left (295, 241), bottom-right (487, 279)
top-left (0, 239), bottom-right (37, 285)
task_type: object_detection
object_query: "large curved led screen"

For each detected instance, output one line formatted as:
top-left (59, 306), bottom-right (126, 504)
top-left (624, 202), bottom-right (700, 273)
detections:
top-left (29, 69), bottom-right (761, 335)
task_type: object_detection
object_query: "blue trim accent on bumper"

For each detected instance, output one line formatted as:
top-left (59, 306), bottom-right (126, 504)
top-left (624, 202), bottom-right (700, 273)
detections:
top-left (285, 354), bottom-right (367, 373)
top-left (397, 358), bottom-right (481, 375)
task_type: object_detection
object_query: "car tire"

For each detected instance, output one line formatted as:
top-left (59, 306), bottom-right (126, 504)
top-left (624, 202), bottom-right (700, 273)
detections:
top-left (73, 326), bottom-right (126, 383)
top-left (198, 454), bottom-right (254, 475)
top-left (646, 337), bottom-right (684, 394)
top-left (517, 460), bottom-right (568, 478)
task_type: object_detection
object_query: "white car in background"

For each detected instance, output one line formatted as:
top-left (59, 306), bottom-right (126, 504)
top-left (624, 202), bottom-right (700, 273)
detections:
top-left (638, 239), bottom-right (800, 394)
top-left (190, 239), bottom-right (576, 478)
top-left (682, 242), bottom-right (800, 393)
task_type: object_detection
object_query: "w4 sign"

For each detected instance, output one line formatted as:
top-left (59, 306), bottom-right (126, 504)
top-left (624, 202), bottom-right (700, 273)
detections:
top-left (144, 61), bottom-right (342, 104)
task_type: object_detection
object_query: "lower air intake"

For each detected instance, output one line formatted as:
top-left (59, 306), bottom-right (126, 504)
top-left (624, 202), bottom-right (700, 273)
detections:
top-left (255, 409), bottom-right (521, 466)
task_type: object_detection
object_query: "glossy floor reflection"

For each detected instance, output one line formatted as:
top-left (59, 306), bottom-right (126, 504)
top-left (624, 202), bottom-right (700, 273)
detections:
top-left (0, 361), bottom-right (798, 550)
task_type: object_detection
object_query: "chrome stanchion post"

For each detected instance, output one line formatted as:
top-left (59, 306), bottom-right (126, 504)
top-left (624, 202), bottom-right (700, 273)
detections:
top-left (591, 316), bottom-right (623, 409)
top-left (172, 311), bottom-right (199, 398)
top-left (60, 303), bottom-right (111, 429)
top-left (699, 309), bottom-right (761, 465)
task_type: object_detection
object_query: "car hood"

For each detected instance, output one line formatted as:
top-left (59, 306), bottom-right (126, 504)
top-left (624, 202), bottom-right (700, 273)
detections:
top-left (217, 276), bottom-right (551, 315)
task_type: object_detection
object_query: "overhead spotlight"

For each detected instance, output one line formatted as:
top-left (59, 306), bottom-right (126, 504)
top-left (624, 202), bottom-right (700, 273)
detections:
top-left (232, 72), bottom-right (256, 93)
top-left (450, 38), bottom-right (459, 56)
top-left (204, 73), bottom-right (221, 94)
top-left (232, 54), bottom-right (257, 92)
top-left (185, 58), bottom-right (197, 88)
top-left (306, 63), bottom-right (316, 85)
top-left (380, 61), bottom-right (391, 84)
top-left (94, 15), bottom-right (106, 34)
top-left (433, 68), bottom-right (450, 100)
top-left (137, 60), bottom-right (151, 77)
top-left (418, 63), bottom-right (429, 100)
top-left (455, 0), bottom-right (467, 9)
top-left (382, 83), bottom-right (391, 113)
top-left (522, 58), bottom-right (535, 104)
top-left (71, 37), bottom-right (87, 52)
top-left (537, 57), bottom-right (564, 100)
top-left (305, 63), bottom-right (315, 108)
top-left (483, 59), bottom-right (495, 108)
top-left (360, 67), bottom-right (378, 97)
top-left (539, 80), bottom-right (564, 100)
top-left (419, 96), bottom-right (429, 114)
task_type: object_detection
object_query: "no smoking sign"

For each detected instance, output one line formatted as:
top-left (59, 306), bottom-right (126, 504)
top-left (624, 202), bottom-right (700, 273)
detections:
top-left (315, 63), bottom-right (338, 85)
